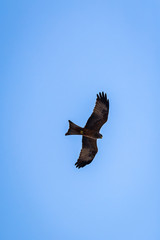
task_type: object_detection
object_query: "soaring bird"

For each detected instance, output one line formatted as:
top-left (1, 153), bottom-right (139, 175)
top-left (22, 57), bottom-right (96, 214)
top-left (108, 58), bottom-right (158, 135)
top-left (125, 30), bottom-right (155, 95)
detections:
top-left (65, 92), bottom-right (109, 168)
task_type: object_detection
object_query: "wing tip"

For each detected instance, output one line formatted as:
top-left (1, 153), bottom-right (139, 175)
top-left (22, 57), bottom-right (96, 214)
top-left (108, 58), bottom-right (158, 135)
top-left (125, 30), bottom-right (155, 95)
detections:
top-left (97, 91), bottom-right (109, 105)
top-left (75, 160), bottom-right (92, 169)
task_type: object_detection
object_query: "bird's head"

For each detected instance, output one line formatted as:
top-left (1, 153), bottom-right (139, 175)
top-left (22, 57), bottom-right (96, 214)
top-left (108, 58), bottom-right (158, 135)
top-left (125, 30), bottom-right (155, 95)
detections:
top-left (95, 133), bottom-right (103, 139)
top-left (99, 133), bottom-right (103, 139)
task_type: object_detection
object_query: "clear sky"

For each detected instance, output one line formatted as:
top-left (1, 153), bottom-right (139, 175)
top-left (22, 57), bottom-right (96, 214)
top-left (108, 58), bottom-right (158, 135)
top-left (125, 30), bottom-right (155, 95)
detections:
top-left (1, 1), bottom-right (160, 240)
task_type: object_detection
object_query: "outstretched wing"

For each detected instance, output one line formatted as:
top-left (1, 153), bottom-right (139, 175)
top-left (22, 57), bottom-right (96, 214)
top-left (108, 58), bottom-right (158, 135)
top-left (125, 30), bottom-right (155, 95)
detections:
top-left (85, 92), bottom-right (109, 132)
top-left (75, 137), bottom-right (98, 168)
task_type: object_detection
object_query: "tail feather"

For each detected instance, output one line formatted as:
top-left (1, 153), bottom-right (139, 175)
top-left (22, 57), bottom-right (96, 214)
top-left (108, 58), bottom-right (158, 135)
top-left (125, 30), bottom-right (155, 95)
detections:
top-left (65, 120), bottom-right (82, 136)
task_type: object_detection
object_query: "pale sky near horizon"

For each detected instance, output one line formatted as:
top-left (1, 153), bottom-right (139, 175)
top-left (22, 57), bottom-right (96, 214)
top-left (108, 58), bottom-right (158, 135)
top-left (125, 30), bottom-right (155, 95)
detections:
top-left (1, 1), bottom-right (160, 240)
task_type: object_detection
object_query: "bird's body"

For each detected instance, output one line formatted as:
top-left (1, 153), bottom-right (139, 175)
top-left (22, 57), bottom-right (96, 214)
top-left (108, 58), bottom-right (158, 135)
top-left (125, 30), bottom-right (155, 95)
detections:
top-left (65, 121), bottom-right (102, 139)
top-left (65, 92), bottom-right (109, 168)
top-left (80, 128), bottom-right (102, 139)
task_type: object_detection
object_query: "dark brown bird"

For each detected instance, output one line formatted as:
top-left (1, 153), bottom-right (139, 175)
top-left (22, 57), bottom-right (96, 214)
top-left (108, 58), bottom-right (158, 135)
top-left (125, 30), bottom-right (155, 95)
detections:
top-left (65, 92), bottom-right (109, 168)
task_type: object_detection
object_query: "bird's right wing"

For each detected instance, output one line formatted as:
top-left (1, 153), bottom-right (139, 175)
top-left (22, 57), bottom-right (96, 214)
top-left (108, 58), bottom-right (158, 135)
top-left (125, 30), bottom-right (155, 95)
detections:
top-left (75, 137), bottom-right (98, 168)
top-left (85, 92), bottom-right (109, 132)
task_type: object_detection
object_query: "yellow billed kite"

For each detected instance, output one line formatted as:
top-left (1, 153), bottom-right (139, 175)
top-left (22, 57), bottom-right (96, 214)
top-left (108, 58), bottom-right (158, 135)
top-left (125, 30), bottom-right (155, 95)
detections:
top-left (65, 92), bottom-right (109, 168)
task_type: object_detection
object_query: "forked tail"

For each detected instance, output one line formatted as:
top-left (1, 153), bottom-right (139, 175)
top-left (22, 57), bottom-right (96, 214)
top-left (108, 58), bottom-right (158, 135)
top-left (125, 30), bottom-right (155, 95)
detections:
top-left (65, 120), bottom-right (83, 136)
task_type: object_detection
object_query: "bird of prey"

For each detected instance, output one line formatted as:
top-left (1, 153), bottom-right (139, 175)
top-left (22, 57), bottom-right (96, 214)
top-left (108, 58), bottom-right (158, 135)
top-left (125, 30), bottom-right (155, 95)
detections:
top-left (65, 92), bottom-right (109, 168)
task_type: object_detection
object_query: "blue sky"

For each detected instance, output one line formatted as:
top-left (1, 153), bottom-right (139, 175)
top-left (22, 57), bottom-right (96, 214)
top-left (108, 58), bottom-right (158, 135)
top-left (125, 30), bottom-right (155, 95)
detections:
top-left (1, 1), bottom-right (160, 239)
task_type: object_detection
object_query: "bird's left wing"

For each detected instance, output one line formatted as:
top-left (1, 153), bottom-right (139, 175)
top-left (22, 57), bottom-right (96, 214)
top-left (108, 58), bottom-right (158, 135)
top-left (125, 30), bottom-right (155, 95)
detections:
top-left (75, 137), bottom-right (98, 168)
